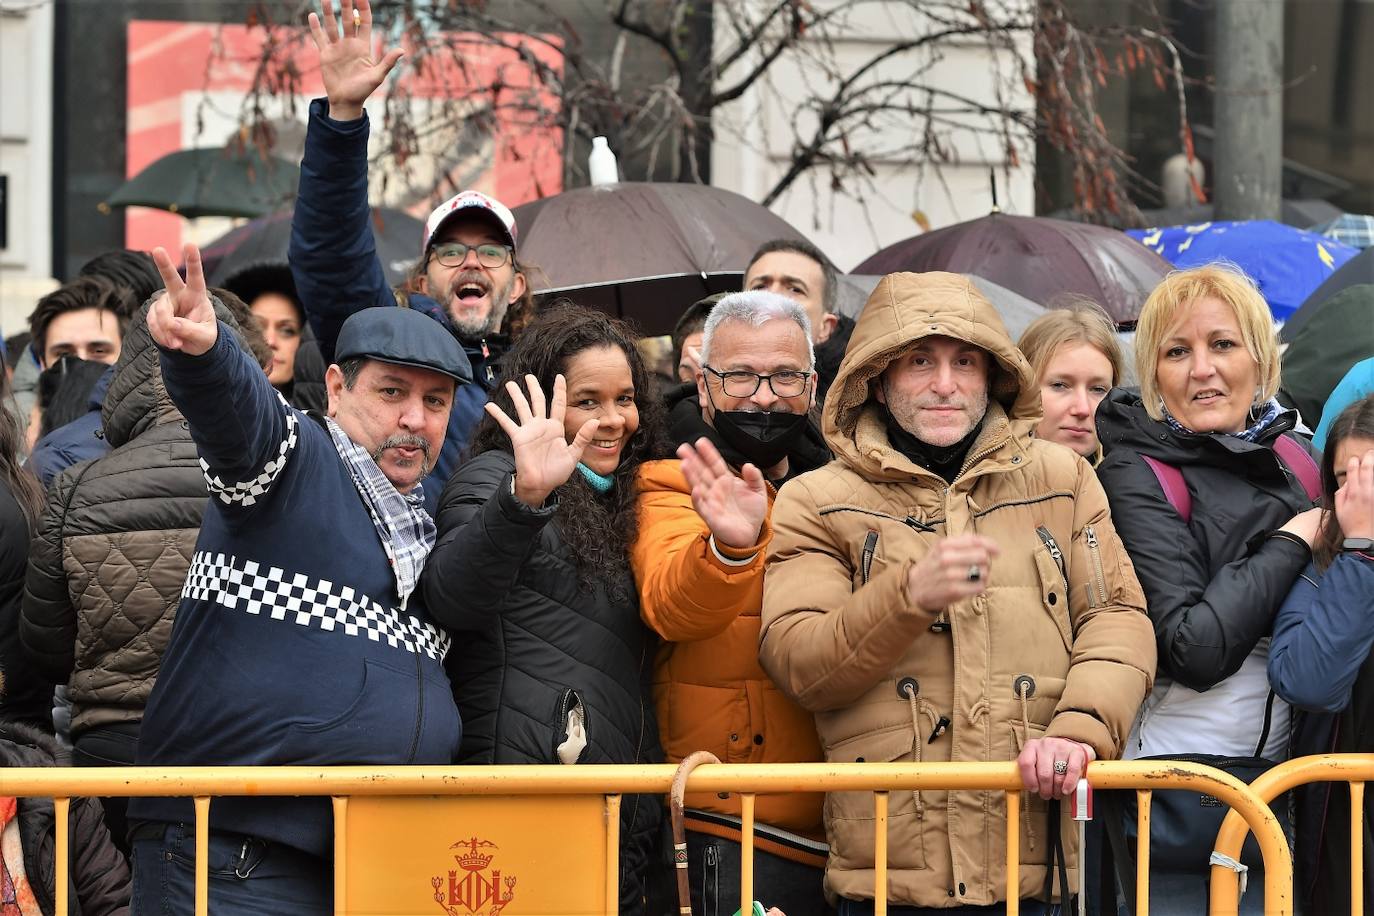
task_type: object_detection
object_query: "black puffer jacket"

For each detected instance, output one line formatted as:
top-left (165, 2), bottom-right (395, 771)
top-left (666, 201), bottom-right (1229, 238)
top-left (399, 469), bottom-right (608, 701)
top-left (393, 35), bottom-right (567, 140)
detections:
top-left (21, 301), bottom-right (248, 740)
top-left (0, 719), bottom-right (131, 915)
top-left (421, 449), bottom-right (663, 915)
top-left (1096, 389), bottom-right (1318, 688)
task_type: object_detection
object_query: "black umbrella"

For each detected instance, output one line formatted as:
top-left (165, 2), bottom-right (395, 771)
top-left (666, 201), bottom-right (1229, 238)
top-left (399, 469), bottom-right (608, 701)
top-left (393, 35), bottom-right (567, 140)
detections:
top-left (1280, 284), bottom-right (1374, 427)
top-left (199, 207), bottom-right (424, 288)
top-left (105, 147), bottom-right (300, 220)
top-left (513, 182), bottom-right (811, 336)
top-left (1280, 246), bottom-right (1374, 342)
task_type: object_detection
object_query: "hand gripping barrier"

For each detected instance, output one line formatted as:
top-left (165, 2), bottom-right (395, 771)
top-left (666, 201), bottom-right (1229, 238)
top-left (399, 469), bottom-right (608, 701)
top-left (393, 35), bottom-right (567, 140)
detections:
top-left (1209, 753), bottom-right (1374, 916)
top-left (0, 759), bottom-right (1292, 916)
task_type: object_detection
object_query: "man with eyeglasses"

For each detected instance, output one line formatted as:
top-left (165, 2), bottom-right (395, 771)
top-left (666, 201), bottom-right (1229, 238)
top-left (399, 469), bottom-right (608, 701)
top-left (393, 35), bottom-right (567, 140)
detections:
top-left (633, 290), bottom-right (831, 915)
top-left (288, 0), bottom-right (529, 506)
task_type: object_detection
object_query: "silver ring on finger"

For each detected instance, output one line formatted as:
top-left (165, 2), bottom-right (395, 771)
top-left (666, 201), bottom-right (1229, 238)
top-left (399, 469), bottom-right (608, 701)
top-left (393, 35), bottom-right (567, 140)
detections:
top-left (966, 564), bottom-right (981, 582)
top-left (1053, 760), bottom-right (1068, 775)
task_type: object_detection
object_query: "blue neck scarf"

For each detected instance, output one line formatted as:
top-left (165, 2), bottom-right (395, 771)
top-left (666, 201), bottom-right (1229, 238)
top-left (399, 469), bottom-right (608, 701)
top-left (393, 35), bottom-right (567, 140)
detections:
top-left (575, 463), bottom-right (615, 492)
top-left (1161, 397), bottom-right (1284, 443)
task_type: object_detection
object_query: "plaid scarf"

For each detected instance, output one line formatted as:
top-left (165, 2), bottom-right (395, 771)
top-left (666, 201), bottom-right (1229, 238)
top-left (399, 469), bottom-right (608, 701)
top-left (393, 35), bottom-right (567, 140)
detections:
top-left (325, 418), bottom-right (436, 610)
top-left (1161, 397), bottom-right (1284, 443)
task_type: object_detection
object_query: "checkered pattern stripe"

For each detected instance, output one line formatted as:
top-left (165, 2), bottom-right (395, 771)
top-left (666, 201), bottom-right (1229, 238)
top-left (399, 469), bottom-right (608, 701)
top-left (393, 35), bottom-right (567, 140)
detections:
top-left (201, 398), bottom-right (299, 508)
top-left (182, 551), bottom-right (450, 660)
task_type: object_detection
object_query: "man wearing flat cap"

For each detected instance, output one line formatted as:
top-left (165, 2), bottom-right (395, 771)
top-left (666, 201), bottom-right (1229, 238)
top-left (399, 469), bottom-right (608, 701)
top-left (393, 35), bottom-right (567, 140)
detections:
top-left (126, 244), bottom-right (470, 913)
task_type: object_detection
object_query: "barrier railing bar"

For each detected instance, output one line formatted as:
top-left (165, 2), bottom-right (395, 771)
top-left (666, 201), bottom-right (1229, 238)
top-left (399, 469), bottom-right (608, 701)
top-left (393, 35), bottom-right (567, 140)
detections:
top-left (194, 795), bottom-right (210, 916)
top-left (1006, 789), bottom-right (1020, 916)
top-left (1136, 789), bottom-right (1152, 916)
top-left (1208, 754), bottom-right (1374, 915)
top-left (1354, 781), bottom-right (1365, 916)
top-left (54, 795), bottom-right (69, 916)
top-left (741, 792), bottom-right (755, 916)
top-left (332, 796), bottom-right (348, 916)
top-left (606, 793), bottom-right (621, 916)
top-left (874, 791), bottom-right (888, 916)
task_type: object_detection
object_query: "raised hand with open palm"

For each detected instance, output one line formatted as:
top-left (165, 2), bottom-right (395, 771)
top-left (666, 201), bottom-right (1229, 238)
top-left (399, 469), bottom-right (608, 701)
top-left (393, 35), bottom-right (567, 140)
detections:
top-left (485, 374), bottom-right (599, 508)
top-left (677, 437), bottom-right (769, 549)
top-left (308, 0), bottom-right (405, 121)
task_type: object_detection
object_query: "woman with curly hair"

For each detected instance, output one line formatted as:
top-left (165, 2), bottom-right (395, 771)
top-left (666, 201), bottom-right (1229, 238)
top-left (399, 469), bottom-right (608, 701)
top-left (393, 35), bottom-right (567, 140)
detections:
top-left (420, 303), bottom-right (667, 916)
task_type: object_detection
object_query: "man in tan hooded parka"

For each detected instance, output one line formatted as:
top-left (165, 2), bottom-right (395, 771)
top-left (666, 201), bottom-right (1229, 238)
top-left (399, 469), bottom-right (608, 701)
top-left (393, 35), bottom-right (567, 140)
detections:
top-left (759, 272), bottom-right (1156, 912)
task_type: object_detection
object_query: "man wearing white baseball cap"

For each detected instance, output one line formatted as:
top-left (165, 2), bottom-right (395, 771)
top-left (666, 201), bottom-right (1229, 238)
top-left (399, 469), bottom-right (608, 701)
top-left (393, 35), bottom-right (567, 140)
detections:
top-left (289, 0), bottom-right (530, 508)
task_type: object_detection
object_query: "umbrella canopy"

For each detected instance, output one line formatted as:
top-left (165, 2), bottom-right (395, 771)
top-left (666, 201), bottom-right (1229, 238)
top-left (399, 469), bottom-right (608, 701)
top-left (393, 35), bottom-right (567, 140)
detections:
top-left (512, 182), bottom-right (810, 336)
top-left (1308, 213), bottom-right (1374, 250)
top-left (853, 213), bottom-right (1170, 326)
top-left (1127, 220), bottom-right (1358, 322)
top-left (1279, 284), bottom-right (1374, 428)
top-left (199, 207), bottom-right (424, 289)
top-left (105, 147), bottom-right (300, 220)
top-left (1281, 246), bottom-right (1374, 342)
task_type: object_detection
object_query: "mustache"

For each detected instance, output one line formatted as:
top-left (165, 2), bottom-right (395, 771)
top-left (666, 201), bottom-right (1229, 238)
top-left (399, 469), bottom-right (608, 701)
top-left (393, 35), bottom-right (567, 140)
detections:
top-left (372, 435), bottom-right (433, 473)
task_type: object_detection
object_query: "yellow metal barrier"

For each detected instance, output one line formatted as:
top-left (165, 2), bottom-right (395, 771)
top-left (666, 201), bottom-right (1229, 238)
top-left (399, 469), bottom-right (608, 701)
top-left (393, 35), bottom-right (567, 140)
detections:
top-left (1209, 753), bottom-right (1374, 916)
top-left (0, 760), bottom-right (1292, 916)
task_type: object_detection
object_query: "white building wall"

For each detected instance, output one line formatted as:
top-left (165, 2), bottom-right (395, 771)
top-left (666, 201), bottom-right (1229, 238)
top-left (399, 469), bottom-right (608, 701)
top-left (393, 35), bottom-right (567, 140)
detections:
top-left (0, 0), bottom-right (56, 335)
top-left (711, 1), bottom-right (1035, 271)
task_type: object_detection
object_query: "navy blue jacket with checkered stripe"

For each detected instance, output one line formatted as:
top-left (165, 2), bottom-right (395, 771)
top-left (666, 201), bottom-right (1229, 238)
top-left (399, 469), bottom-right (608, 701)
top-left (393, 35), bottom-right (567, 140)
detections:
top-left (130, 324), bottom-right (462, 858)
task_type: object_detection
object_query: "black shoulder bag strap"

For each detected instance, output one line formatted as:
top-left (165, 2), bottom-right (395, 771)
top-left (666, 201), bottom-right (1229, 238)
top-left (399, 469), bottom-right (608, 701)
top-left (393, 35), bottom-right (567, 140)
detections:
top-left (1045, 800), bottom-right (1073, 908)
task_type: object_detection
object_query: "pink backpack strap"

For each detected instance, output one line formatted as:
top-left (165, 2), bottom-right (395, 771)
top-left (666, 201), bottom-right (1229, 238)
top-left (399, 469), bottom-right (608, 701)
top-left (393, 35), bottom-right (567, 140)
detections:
top-left (1272, 435), bottom-right (1322, 503)
top-left (1141, 454), bottom-right (1192, 524)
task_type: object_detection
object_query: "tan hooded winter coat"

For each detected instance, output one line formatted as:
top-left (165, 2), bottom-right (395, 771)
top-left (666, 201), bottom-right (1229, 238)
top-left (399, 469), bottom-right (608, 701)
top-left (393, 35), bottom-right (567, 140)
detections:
top-left (759, 272), bottom-right (1155, 907)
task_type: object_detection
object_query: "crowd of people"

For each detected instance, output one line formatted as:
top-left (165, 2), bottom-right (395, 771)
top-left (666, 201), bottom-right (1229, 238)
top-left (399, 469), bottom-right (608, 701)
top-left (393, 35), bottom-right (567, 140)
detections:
top-left (0, 2), bottom-right (1372, 915)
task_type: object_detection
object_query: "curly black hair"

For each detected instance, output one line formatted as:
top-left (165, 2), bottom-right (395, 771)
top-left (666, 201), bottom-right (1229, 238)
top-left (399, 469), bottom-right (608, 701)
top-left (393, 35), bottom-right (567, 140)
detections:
top-left (470, 302), bottom-right (667, 598)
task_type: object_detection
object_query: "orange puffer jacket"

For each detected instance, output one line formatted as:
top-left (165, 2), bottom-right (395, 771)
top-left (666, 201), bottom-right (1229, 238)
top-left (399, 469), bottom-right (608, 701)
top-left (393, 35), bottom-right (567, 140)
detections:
top-left (632, 459), bottom-right (823, 839)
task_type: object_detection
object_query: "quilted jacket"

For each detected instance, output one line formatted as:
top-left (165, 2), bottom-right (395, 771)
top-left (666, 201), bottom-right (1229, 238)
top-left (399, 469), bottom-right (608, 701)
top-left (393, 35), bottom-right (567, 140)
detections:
top-left (20, 302), bottom-right (242, 738)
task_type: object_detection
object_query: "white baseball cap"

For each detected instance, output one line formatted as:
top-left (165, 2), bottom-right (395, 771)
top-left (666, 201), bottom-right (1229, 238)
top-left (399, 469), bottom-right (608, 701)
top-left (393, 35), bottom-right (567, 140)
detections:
top-left (422, 190), bottom-right (518, 253)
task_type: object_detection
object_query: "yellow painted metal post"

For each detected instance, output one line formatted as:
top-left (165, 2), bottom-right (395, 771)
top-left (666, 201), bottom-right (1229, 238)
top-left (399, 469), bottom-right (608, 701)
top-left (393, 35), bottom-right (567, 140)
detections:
top-left (332, 796), bottom-right (348, 916)
top-left (606, 794), bottom-right (622, 916)
top-left (741, 792), bottom-right (756, 916)
top-left (1353, 782), bottom-right (1365, 916)
top-left (1136, 790), bottom-right (1152, 916)
top-left (1006, 790), bottom-right (1020, 916)
top-left (874, 791), bottom-right (888, 916)
top-left (54, 796), bottom-right (69, 916)
top-left (194, 796), bottom-right (211, 916)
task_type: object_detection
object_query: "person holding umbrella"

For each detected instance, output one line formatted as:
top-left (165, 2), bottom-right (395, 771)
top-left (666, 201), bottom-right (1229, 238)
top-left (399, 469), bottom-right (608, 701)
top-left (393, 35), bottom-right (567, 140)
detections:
top-left (290, 0), bottom-right (533, 506)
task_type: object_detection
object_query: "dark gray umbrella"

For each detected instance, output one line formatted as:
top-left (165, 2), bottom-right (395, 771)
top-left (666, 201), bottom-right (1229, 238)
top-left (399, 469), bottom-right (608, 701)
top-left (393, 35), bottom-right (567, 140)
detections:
top-left (854, 213), bottom-right (1170, 326)
top-left (513, 182), bottom-right (810, 336)
top-left (1281, 246), bottom-right (1374, 342)
top-left (105, 147), bottom-right (299, 220)
top-left (1279, 284), bottom-right (1374, 426)
top-left (199, 207), bottom-right (424, 288)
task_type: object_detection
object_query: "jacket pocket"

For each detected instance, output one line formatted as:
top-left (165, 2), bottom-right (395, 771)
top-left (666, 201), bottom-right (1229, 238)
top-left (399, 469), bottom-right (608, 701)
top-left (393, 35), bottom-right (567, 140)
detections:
top-left (1033, 530), bottom-right (1073, 653)
top-left (280, 659), bottom-right (419, 764)
top-left (823, 726), bottom-right (927, 871)
top-left (552, 688), bottom-right (590, 764)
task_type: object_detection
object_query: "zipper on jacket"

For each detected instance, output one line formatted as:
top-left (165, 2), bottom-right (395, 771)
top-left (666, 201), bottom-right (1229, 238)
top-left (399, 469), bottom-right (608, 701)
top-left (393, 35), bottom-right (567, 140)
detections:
top-left (861, 530), bottom-right (879, 584)
top-left (406, 648), bottom-right (425, 764)
top-left (1035, 525), bottom-right (1069, 593)
top-left (1084, 525), bottom-right (1109, 607)
top-left (903, 515), bottom-right (936, 532)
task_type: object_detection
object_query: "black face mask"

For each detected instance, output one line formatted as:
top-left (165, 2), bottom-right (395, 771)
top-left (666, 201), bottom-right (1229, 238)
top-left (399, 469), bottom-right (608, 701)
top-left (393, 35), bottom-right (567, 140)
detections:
top-left (711, 408), bottom-right (810, 470)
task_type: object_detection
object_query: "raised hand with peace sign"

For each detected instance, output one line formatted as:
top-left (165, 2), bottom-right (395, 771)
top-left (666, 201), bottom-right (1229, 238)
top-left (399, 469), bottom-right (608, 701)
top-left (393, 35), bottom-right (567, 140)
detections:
top-left (148, 244), bottom-right (218, 356)
top-left (308, 0), bottom-right (405, 121)
top-left (485, 374), bottom-right (600, 509)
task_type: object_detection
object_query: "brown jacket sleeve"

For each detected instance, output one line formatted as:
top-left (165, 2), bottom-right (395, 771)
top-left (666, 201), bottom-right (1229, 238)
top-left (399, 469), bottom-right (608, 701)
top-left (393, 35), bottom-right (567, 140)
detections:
top-left (633, 461), bottom-right (771, 642)
top-left (1044, 461), bottom-right (1156, 760)
top-left (759, 476), bottom-right (933, 712)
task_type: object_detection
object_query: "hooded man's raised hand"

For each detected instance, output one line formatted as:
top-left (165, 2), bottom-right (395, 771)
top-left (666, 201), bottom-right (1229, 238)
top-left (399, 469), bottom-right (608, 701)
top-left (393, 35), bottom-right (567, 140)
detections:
top-left (148, 244), bottom-right (218, 356)
top-left (308, 0), bottom-right (404, 121)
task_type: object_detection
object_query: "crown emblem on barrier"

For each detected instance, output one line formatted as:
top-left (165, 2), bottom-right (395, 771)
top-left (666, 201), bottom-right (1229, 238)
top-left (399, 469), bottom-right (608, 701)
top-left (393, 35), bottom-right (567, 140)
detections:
top-left (431, 836), bottom-right (517, 915)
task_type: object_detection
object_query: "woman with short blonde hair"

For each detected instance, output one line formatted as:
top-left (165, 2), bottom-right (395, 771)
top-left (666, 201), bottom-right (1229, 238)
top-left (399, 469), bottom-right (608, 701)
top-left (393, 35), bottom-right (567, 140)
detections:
top-left (1018, 299), bottom-right (1125, 460)
top-left (1094, 263), bottom-right (1321, 914)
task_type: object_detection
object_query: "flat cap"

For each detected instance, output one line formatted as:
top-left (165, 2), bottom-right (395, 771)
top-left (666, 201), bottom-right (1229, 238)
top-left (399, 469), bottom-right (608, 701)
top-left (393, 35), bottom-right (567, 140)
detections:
top-left (335, 307), bottom-right (472, 384)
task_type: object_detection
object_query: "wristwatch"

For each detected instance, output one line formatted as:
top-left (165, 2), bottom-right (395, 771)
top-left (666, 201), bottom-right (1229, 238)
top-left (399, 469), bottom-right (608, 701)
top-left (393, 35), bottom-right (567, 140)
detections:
top-left (1342, 537), bottom-right (1374, 553)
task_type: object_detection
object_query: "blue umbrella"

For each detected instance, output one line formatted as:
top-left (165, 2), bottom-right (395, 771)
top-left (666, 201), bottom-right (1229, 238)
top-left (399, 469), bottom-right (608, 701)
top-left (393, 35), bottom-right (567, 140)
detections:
top-left (1126, 220), bottom-right (1357, 321)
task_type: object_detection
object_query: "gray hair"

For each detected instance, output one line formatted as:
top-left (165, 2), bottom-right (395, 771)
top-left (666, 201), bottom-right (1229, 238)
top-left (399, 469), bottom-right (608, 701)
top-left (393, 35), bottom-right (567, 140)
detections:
top-left (700, 290), bottom-right (815, 369)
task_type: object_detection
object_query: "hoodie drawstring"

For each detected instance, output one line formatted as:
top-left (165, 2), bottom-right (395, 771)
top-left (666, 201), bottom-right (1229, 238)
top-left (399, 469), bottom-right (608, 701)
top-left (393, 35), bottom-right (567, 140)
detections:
top-left (1016, 676), bottom-right (1037, 851)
